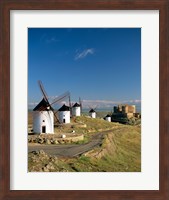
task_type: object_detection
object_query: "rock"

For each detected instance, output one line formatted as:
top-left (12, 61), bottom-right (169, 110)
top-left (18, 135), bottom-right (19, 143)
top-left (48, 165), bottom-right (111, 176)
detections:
top-left (32, 155), bottom-right (38, 162)
top-left (39, 150), bottom-right (45, 155)
top-left (65, 140), bottom-right (70, 144)
top-left (35, 138), bottom-right (39, 143)
top-left (53, 140), bottom-right (59, 144)
top-left (45, 163), bottom-right (55, 170)
top-left (32, 150), bottom-right (38, 155)
top-left (38, 138), bottom-right (44, 144)
top-left (29, 137), bottom-right (33, 143)
top-left (50, 139), bottom-right (55, 144)
top-left (43, 167), bottom-right (49, 172)
top-left (46, 139), bottom-right (51, 145)
top-left (59, 140), bottom-right (65, 144)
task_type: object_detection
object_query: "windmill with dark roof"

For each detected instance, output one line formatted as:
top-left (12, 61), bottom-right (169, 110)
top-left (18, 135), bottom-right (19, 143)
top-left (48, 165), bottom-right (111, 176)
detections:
top-left (33, 80), bottom-right (70, 134)
top-left (58, 104), bottom-right (70, 123)
top-left (89, 106), bottom-right (97, 118)
top-left (71, 97), bottom-right (83, 117)
top-left (72, 102), bottom-right (81, 116)
top-left (104, 114), bottom-right (111, 122)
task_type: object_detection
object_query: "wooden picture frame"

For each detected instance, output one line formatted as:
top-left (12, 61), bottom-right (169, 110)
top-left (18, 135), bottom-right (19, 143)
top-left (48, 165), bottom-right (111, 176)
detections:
top-left (0, 0), bottom-right (168, 199)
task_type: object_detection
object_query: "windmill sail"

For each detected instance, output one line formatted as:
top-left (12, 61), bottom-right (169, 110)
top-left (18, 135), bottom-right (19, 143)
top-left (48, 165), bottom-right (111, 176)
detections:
top-left (50, 91), bottom-right (70, 105)
top-left (38, 80), bottom-right (49, 104)
top-left (79, 97), bottom-right (83, 113)
top-left (37, 80), bottom-right (70, 124)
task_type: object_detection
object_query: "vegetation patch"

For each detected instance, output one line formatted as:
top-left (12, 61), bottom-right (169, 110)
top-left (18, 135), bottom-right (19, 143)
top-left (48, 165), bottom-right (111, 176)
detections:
top-left (28, 125), bottom-right (141, 172)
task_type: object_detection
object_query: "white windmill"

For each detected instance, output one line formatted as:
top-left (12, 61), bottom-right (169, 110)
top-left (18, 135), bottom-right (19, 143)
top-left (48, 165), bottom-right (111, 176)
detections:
top-left (105, 114), bottom-right (111, 122)
top-left (72, 102), bottom-right (81, 116)
top-left (89, 106), bottom-right (97, 118)
top-left (58, 104), bottom-right (70, 123)
top-left (72, 98), bottom-right (82, 117)
top-left (33, 80), bottom-right (70, 134)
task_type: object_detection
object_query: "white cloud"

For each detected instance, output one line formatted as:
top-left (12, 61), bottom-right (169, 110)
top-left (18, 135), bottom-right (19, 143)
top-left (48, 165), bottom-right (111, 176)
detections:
top-left (28, 100), bottom-right (69, 109)
top-left (128, 99), bottom-right (141, 103)
top-left (40, 34), bottom-right (60, 44)
top-left (46, 37), bottom-right (60, 44)
top-left (28, 102), bottom-right (38, 109)
top-left (28, 98), bottom-right (141, 110)
top-left (81, 99), bottom-right (141, 108)
top-left (74, 48), bottom-right (95, 60)
top-left (28, 102), bottom-right (39, 106)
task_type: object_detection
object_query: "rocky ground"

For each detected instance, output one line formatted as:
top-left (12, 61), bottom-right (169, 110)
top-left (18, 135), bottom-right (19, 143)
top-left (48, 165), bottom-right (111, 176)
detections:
top-left (28, 133), bottom-right (84, 144)
top-left (29, 150), bottom-right (60, 172)
top-left (28, 125), bottom-right (141, 172)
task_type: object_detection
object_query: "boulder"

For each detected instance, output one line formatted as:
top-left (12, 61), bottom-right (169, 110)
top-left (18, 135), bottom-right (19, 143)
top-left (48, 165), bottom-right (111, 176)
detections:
top-left (45, 139), bottom-right (51, 145)
top-left (53, 139), bottom-right (59, 144)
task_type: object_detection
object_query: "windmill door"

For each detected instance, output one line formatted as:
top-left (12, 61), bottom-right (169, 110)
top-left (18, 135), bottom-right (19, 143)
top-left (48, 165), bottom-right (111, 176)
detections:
top-left (42, 126), bottom-right (46, 133)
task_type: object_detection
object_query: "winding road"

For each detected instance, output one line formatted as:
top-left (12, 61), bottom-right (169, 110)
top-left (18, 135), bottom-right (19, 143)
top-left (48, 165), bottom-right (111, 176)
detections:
top-left (28, 130), bottom-right (113, 157)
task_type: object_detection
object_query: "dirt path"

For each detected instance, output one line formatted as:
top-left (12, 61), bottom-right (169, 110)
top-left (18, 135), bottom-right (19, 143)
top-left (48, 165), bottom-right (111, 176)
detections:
top-left (28, 130), bottom-right (113, 157)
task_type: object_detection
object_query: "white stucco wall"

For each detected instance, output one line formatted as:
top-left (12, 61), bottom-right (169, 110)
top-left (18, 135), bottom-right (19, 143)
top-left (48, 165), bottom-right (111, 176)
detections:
top-left (33, 111), bottom-right (54, 134)
top-left (72, 107), bottom-right (81, 116)
top-left (58, 111), bottom-right (70, 123)
top-left (105, 116), bottom-right (111, 122)
top-left (90, 112), bottom-right (96, 118)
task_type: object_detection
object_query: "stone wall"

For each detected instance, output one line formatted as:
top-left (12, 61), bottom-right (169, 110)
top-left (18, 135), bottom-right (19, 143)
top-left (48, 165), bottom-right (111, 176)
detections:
top-left (28, 133), bottom-right (84, 144)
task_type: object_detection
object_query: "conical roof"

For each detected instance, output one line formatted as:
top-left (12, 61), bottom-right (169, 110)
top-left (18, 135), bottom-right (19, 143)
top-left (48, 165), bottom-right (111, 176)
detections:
top-left (58, 104), bottom-right (70, 111)
top-left (89, 109), bottom-right (95, 113)
top-left (33, 98), bottom-right (52, 111)
top-left (73, 102), bottom-right (80, 107)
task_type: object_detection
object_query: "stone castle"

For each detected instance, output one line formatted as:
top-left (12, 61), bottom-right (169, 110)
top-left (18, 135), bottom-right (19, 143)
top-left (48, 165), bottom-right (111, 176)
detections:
top-left (113, 104), bottom-right (140, 119)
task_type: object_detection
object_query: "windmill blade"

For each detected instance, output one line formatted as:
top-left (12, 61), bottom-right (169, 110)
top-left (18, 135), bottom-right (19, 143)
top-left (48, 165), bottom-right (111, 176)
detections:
top-left (79, 97), bottom-right (81, 105)
top-left (38, 80), bottom-right (49, 103)
top-left (51, 107), bottom-right (60, 123)
top-left (93, 105), bottom-right (98, 110)
top-left (69, 95), bottom-right (72, 116)
top-left (69, 95), bottom-right (71, 108)
top-left (46, 105), bottom-right (60, 124)
top-left (46, 109), bottom-right (60, 126)
top-left (53, 111), bottom-right (60, 124)
top-left (88, 105), bottom-right (92, 109)
top-left (79, 97), bottom-right (83, 113)
top-left (50, 91), bottom-right (70, 106)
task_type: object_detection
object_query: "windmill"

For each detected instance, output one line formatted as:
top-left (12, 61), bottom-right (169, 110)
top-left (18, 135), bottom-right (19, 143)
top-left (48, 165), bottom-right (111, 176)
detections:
top-left (104, 114), bottom-right (111, 122)
top-left (79, 97), bottom-right (83, 114)
top-left (88, 105), bottom-right (97, 118)
top-left (71, 97), bottom-right (83, 117)
top-left (33, 80), bottom-right (70, 134)
top-left (58, 104), bottom-right (71, 123)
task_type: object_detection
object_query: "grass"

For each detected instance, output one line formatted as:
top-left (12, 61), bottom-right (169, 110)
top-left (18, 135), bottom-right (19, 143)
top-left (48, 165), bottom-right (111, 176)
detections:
top-left (29, 125), bottom-right (141, 172)
top-left (66, 126), bottom-right (141, 172)
top-left (28, 112), bottom-right (141, 172)
top-left (28, 112), bottom-right (120, 141)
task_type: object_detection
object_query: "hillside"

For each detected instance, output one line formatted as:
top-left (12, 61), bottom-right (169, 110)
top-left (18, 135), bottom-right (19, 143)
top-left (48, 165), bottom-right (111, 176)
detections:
top-left (28, 115), bottom-right (141, 172)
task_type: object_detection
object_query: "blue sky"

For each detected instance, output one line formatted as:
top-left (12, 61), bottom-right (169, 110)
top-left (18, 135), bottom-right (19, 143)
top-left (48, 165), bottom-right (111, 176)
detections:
top-left (28, 28), bottom-right (141, 109)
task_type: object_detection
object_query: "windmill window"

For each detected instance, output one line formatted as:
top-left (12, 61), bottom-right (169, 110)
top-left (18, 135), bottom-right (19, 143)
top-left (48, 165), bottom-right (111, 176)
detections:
top-left (43, 120), bottom-right (45, 122)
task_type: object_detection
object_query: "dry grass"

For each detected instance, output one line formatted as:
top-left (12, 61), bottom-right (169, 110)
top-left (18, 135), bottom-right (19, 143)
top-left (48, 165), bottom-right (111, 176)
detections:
top-left (28, 112), bottom-right (141, 172)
